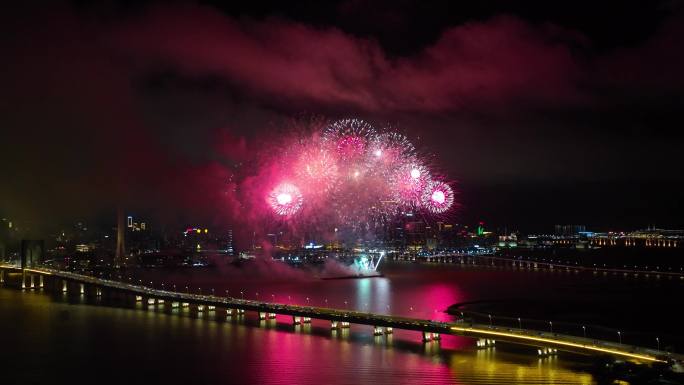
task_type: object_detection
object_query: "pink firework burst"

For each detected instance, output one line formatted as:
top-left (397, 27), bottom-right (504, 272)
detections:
top-left (369, 132), bottom-right (416, 164)
top-left (421, 181), bottom-right (454, 214)
top-left (294, 147), bottom-right (338, 193)
top-left (323, 119), bottom-right (376, 162)
top-left (391, 161), bottom-right (431, 207)
top-left (268, 183), bottom-right (303, 216)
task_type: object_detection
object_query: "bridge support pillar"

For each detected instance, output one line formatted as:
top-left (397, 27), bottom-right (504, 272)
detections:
top-left (476, 339), bottom-right (495, 348)
top-left (21, 272), bottom-right (26, 289)
top-left (197, 305), bottom-right (205, 312)
top-left (79, 283), bottom-right (85, 295)
top-left (29, 274), bottom-right (35, 289)
top-left (537, 348), bottom-right (557, 357)
top-left (0, 269), bottom-right (4, 283)
top-left (182, 302), bottom-right (189, 308)
top-left (62, 280), bottom-right (68, 293)
top-left (171, 302), bottom-right (180, 308)
top-left (207, 305), bottom-right (215, 311)
top-left (157, 299), bottom-right (165, 305)
top-left (236, 308), bottom-right (245, 314)
top-left (225, 308), bottom-right (233, 316)
top-left (39, 275), bottom-right (44, 288)
top-left (259, 312), bottom-right (267, 320)
top-left (135, 295), bottom-right (143, 302)
top-left (96, 288), bottom-right (102, 297)
top-left (302, 317), bottom-right (311, 324)
top-left (340, 321), bottom-right (350, 328)
top-left (423, 332), bottom-right (440, 342)
top-left (385, 327), bottom-right (393, 334)
top-left (373, 326), bottom-right (384, 336)
top-left (330, 320), bottom-right (338, 329)
top-left (147, 298), bottom-right (156, 306)
top-left (293, 316), bottom-right (301, 325)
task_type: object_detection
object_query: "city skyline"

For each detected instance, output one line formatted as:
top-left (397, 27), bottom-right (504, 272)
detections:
top-left (2, 2), bottom-right (684, 384)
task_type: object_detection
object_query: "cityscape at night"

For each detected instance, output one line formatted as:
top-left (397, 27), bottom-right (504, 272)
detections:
top-left (2, 1), bottom-right (684, 384)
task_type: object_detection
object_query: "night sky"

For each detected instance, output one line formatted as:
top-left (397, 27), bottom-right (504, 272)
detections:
top-left (1, 0), bottom-right (683, 236)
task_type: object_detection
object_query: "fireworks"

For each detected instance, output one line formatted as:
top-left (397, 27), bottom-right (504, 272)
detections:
top-left (323, 119), bottom-right (375, 162)
top-left (294, 147), bottom-right (338, 193)
top-left (390, 161), bottom-right (430, 207)
top-left (264, 118), bottom-right (454, 223)
top-left (421, 181), bottom-right (454, 214)
top-left (268, 183), bottom-right (303, 216)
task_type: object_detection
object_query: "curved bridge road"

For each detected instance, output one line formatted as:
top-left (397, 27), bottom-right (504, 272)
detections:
top-left (2, 265), bottom-right (680, 366)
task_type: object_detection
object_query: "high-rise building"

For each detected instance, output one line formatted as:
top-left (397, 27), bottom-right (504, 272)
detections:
top-left (115, 208), bottom-right (126, 266)
top-left (21, 240), bottom-right (44, 268)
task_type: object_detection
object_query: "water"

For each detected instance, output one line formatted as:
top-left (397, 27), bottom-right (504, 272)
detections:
top-left (2, 261), bottom-right (681, 384)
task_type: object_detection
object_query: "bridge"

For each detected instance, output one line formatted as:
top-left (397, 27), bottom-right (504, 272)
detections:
top-left (1, 264), bottom-right (678, 365)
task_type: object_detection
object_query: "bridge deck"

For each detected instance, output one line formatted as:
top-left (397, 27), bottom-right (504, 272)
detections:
top-left (3, 265), bottom-right (678, 364)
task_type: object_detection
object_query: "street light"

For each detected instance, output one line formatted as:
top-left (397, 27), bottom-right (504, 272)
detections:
top-left (549, 321), bottom-right (553, 333)
top-left (517, 317), bottom-right (521, 329)
top-left (488, 314), bottom-right (492, 327)
top-left (656, 337), bottom-right (660, 351)
top-left (617, 331), bottom-right (621, 344)
top-left (582, 325), bottom-right (586, 338)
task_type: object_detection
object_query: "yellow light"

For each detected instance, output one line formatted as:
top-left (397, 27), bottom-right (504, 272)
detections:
top-left (204, 229), bottom-right (208, 234)
top-left (450, 326), bottom-right (664, 363)
top-left (196, 229), bottom-right (201, 234)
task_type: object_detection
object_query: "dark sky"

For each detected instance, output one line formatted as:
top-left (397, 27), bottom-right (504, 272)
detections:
top-left (1, 0), bottom-right (683, 235)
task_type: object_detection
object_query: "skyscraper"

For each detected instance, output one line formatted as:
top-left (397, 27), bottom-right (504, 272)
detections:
top-left (115, 207), bottom-right (126, 266)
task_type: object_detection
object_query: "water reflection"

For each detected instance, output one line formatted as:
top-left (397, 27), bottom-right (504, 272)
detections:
top-left (0, 271), bottom-right (600, 385)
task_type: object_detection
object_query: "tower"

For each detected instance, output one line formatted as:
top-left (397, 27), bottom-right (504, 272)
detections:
top-left (115, 207), bottom-right (126, 266)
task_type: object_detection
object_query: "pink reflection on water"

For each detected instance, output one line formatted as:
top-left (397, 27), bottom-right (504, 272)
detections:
top-left (256, 326), bottom-right (458, 385)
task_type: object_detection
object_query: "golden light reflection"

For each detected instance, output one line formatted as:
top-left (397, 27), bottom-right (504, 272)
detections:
top-left (449, 350), bottom-right (594, 385)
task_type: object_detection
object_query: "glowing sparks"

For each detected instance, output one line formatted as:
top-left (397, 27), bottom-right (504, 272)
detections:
top-left (421, 181), bottom-right (454, 214)
top-left (323, 119), bottom-right (375, 162)
top-left (263, 118), bottom-right (455, 226)
top-left (294, 147), bottom-right (338, 193)
top-left (391, 162), bottom-right (430, 207)
top-left (276, 193), bottom-right (292, 205)
top-left (432, 190), bottom-right (446, 204)
top-left (268, 183), bottom-right (303, 216)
